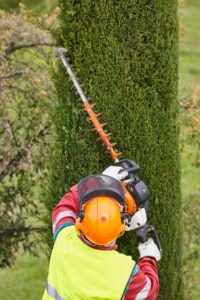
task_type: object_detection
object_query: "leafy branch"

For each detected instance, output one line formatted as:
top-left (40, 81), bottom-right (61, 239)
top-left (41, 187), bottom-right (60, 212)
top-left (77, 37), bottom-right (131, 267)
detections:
top-left (0, 225), bottom-right (45, 240)
top-left (0, 123), bottom-right (51, 181)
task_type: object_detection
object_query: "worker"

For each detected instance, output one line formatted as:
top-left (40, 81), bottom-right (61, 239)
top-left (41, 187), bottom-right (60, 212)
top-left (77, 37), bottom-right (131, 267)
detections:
top-left (42, 165), bottom-right (161, 300)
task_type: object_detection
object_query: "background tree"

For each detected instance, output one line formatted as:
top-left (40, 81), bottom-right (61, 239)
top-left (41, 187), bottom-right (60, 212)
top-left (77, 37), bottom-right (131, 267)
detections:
top-left (180, 85), bottom-right (200, 165)
top-left (178, 1), bottom-right (200, 296)
top-left (44, 1), bottom-right (183, 299)
top-left (0, 0), bottom-right (57, 13)
top-left (0, 6), bottom-right (54, 267)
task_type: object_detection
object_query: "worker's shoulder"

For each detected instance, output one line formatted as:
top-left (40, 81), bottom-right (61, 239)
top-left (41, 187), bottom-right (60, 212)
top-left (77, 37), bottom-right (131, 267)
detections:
top-left (112, 250), bottom-right (134, 261)
top-left (103, 249), bottom-right (136, 279)
top-left (69, 183), bottom-right (78, 194)
top-left (55, 225), bottom-right (79, 242)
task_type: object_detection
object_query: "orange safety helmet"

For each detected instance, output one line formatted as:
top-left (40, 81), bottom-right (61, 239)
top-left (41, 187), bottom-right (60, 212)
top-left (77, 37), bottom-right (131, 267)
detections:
top-left (76, 174), bottom-right (126, 245)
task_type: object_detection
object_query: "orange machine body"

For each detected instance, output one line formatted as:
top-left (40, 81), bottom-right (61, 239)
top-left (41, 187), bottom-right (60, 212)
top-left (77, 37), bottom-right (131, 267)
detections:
top-left (121, 181), bottom-right (137, 215)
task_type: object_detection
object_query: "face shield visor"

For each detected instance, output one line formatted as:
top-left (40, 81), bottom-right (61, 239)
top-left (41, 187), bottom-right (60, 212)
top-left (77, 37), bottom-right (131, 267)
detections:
top-left (78, 174), bottom-right (125, 206)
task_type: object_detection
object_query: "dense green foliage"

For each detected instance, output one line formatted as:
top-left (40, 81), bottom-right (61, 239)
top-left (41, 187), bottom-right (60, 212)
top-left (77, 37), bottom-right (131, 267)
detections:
top-left (0, 0), bottom-right (57, 13)
top-left (43, 1), bottom-right (183, 299)
top-left (0, 8), bottom-right (54, 267)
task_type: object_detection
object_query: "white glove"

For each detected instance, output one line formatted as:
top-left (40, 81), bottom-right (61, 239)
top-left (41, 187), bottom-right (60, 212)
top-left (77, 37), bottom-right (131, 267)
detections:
top-left (102, 166), bottom-right (128, 181)
top-left (125, 208), bottom-right (147, 231)
top-left (138, 238), bottom-right (161, 261)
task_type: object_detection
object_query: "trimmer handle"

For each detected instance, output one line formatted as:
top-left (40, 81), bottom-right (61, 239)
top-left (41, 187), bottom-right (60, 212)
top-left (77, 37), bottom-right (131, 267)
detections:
top-left (136, 224), bottom-right (162, 255)
top-left (115, 159), bottom-right (140, 176)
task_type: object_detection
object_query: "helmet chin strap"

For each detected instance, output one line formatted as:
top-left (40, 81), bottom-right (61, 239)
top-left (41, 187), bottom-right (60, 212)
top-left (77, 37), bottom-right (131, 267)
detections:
top-left (81, 235), bottom-right (116, 248)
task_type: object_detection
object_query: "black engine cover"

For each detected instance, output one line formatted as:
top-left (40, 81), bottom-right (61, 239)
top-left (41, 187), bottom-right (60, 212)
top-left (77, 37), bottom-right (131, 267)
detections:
top-left (126, 180), bottom-right (150, 208)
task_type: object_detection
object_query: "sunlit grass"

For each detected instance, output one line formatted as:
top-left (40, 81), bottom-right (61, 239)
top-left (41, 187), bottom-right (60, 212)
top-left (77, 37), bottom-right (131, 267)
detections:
top-left (0, 254), bottom-right (48, 300)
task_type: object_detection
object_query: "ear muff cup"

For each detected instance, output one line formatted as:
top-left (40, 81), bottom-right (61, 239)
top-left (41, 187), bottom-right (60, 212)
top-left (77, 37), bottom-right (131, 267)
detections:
top-left (118, 223), bottom-right (126, 237)
top-left (75, 217), bottom-right (82, 232)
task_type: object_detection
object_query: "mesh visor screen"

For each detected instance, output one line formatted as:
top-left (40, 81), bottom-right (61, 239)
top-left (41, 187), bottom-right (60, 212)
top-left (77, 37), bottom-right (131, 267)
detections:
top-left (78, 174), bottom-right (125, 205)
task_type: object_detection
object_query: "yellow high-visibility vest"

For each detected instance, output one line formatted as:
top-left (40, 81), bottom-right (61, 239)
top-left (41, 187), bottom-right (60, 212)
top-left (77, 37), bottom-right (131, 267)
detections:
top-left (42, 226), bottom-right (135, 300)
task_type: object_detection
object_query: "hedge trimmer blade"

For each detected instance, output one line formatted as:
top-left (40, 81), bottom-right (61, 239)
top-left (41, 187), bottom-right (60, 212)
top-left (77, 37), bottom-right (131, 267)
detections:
top-left (54, 47), bottom-right (122, 162)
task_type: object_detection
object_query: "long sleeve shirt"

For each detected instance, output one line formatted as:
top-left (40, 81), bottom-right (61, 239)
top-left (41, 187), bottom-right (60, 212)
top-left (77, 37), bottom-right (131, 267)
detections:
top-left (52, 184), bottom-right (159, 300)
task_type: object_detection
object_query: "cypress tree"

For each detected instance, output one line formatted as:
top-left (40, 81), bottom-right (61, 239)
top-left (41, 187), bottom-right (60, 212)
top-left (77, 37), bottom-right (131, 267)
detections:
top-left (44, 1), bottom-right (183, 299)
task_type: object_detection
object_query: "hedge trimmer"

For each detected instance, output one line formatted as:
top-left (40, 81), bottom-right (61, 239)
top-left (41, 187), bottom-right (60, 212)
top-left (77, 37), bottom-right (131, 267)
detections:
top-left (54, 47), bottom-right (162, 254)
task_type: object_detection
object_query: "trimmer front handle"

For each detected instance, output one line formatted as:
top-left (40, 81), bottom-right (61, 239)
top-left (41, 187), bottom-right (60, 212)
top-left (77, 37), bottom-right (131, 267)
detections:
top-left (136, 224), bottom-right (162, 256)
top-left (115, 159), bottom-right (140, 176)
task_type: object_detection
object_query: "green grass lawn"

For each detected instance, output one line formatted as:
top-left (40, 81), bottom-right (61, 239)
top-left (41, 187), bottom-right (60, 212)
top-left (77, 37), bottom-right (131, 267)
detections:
top-left (0, 254), bottom-right (48, 300)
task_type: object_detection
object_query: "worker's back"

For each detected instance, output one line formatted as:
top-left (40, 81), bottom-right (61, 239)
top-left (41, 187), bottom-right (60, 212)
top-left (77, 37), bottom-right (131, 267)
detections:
top-left (42, 226), bottom-right (135, 300)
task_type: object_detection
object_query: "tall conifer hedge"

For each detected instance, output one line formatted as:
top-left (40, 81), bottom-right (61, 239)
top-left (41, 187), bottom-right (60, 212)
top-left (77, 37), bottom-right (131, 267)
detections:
top-left (44, 1), bottom-right (183, 299)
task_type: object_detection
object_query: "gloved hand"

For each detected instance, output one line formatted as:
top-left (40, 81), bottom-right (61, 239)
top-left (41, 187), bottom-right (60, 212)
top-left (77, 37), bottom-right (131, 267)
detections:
top-left (125, 208), bottom-right (147, 231)
top-left (102, 166), bottom-right (128, 181)
top-left (138, 238), bottom-right (161, 261)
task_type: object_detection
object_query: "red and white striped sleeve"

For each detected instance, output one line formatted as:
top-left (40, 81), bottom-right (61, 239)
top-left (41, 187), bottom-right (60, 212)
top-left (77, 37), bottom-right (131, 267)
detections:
top-left (52, 184), bottom-right (79, 239)
top-left (124, 257), bottom-right (159, 300)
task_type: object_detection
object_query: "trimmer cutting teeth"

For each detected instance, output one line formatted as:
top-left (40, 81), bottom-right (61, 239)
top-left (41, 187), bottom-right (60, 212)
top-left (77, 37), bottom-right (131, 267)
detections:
top-left (54, 47), bottom-right (122, 162)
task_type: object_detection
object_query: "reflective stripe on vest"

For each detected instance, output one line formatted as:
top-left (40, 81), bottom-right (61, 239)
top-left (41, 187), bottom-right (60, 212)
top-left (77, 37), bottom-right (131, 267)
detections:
top-left (45, 281), bottom-right (66, 300)
top-left (46, 226), bottom-right (135, 300)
